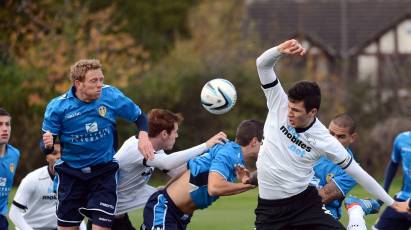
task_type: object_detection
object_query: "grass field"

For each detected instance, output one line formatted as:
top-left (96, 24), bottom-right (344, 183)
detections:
top-left (8, 178), bottom-right (401, 229)
top-left (127, 179), bottom-right (401, 229)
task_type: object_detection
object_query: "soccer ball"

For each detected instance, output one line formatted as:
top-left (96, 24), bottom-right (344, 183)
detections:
top-left (200, 78), bottom-right (237, 115)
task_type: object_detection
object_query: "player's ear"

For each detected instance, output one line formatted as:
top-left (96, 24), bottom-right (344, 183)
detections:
top-left (160, 130), bottom-right (169, 139)
top-left (74, 79), bottom-right (81, 88)
top-left (250, 137), bottom-right (259, 147)
top-left (308, 108), bottom-right (318, 116)
top-left (350, 132), bottom-right (358, 143)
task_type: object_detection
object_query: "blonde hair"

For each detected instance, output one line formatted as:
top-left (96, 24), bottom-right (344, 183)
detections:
top-left (69, 59), bottom-right (102, 82)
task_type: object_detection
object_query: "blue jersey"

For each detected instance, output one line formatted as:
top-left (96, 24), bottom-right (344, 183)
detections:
top-left (391, 131), bottom-right (411, 200)
top-left (0, 144), bottom-right (20, 215)
top-left (42, 85), bottom-right (142, 168)
top-left (187, 141), bottom-right (245, 209)
top-left (312, 148), bottom-right (356, 219)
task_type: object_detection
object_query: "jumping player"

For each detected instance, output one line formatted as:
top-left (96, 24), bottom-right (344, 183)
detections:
top-left (253, 39), bottom-right (406, 230)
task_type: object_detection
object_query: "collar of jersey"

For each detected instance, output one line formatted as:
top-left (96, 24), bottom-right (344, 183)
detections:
top-left (66, 86), bottom-right (76, 99)
top-left (295, 117), bottom-right (317, 133)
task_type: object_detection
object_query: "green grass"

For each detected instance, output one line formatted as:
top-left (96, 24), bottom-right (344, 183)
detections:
top-left (7, 179), bottom-right (402, 229)
top-left (128, 179), bottom-right (402, 229)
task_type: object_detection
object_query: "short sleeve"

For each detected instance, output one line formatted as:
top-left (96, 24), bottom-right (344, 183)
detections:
top-left (261, 82), bottom-right (288, 112)
top-left (110, 87), bottom-right (141, 122)
top-left (209, 150), bottom-right (237, 181)
top-left (13, 175), bottom-right (34, 210)
top-left (331, 171), bottom-right (357, 196)
top-left (42, 100), bottom-right (62, 135)
top-left (322, 137), bottom-right (353, 169)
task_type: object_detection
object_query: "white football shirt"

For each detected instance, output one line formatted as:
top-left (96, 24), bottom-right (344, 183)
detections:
top-left (114, 136), bottom-right (207, 214)
top-left (256, 47), bottom-right (352, 200)
top-left (13, 166), bottom-right (57, 229)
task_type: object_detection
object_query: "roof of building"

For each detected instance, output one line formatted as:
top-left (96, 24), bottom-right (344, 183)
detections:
top-left (247, 0), bottom-right (411, 57)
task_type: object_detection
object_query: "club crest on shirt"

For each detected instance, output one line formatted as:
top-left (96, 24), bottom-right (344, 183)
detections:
top-left (98, 106), bottom-right (107, 117)
top-left (326, 173), bottom-right (334, 183)
top-left (9, 163), bottom-right (14, 173)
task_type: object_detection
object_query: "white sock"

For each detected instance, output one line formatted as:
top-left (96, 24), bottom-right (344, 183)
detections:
top-left (347, 205), bottom-right (367, 230)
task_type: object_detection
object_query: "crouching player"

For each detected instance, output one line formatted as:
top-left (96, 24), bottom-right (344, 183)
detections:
top-left (141, 120), bottom-right (263, 230)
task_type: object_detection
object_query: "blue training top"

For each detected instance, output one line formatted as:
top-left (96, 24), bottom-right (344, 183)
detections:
top-left (0, 144), bottom-right (20, 215)
top-left (42, 85), bottom-right (141, 169)
top-left (391, 131), bottom-right (411, 200)
top-left (188, 141), bottom-right (245, 209)
top-left (312, 148), bottom-right (357, 219)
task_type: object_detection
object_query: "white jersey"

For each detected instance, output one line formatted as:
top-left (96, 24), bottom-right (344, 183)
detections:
top-left (13, 166), bottom-right (57, 229)
top-left (256, 47), bottom-right (352, 200)
top-left (114, 136), bottom-right (207, 214)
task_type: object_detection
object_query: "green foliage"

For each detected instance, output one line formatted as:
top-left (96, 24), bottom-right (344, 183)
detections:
top-left (1, 0), bottom-right (410, 181)
top-left (124, 0), bottom-right (266, 150)
top-left (91, 0), bottom-right (194, 59)
top-left (0, 0), bottom-right (151, 180)
top-left (0, 61), bottom-right (45, 181)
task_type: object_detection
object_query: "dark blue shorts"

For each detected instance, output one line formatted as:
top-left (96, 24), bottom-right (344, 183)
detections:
top-left (374, 197), bottom-right (411, 230)
top-left (141, 190), bottom-right (192, 230)
top-left (54, 160), bottom-right (119, 228)
top-left (0, 215), bottom-right (8, 230)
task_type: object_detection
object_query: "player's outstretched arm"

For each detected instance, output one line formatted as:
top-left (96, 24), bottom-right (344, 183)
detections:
top-left (256, 39), bottom-right (306, 85)
top-left (342, 160), bottom-right (394, 206)
top-left (147, 132), bottom-right (227, 171)
top-left (208, 171), bottom-right (255, 196)
top-left (205, 131), bottom-right (228, 148)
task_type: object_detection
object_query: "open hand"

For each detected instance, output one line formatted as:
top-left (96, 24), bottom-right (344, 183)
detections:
top-left (205, 131), bottom-right (228, 148)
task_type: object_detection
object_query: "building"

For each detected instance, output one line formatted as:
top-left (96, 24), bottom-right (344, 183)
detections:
top-left (247, 0), bottom-right (411, 113)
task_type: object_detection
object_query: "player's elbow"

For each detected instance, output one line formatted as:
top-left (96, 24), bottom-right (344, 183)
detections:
top-left (208, 183), bottom-right (221, 196)
top-left (156, 162), bottom-right (170, 171)
top-left (256, 56), bottom-right (265, 68)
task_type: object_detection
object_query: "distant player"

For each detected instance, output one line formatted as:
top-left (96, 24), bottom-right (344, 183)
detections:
top-left (0, 108), bottom-right (20, 230)
top-left (9, 143), bottom-right (61, 230)
top-left (253, 39), bottom-right (406, 230)
top-left (141, 120), bottom-right (263, 230)
top-left (373, 131), bottom-right (411, 230)
top-left (41, 59), bottom-right (154, 229)
top-left (311, 114), bottom-right (358, 219)
top-left (111, 109), bottom-right (227, 230)
top-left (312, 113), bottom-right (380, 230)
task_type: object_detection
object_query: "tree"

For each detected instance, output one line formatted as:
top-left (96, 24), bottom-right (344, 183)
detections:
top-left (124, 0), bottom-right (266, 150)
top-left (0, 0), bottom-right (149, 180)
